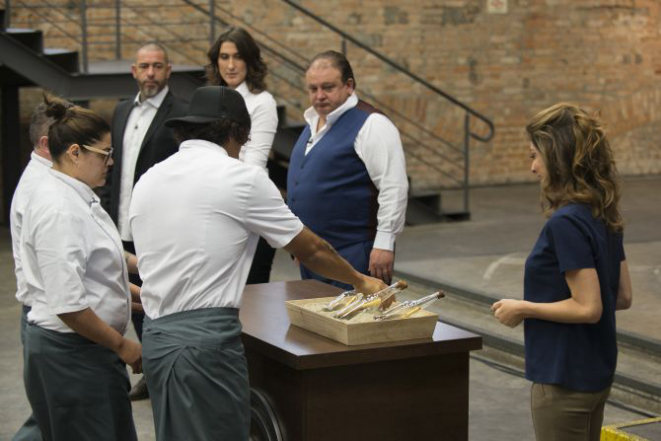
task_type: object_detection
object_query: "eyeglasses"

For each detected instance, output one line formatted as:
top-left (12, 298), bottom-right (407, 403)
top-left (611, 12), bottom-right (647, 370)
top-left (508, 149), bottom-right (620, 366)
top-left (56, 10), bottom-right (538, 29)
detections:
top-left (81, 144), bottom-right (114, 164)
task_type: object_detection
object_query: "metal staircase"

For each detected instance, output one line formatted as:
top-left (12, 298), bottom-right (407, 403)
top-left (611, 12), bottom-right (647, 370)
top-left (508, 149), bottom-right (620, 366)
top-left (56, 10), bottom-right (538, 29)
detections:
top-left (0, 0), bottom-right (496, 225)
top-left (0, 8), bottom-right (207, 222)
top-left (179, 0), bottom-right (497, 222)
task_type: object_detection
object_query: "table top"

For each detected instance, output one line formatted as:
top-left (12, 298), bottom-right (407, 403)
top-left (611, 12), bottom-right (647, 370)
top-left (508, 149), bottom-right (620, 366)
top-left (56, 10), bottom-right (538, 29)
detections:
top-left (240, 280), bottom-right (482, 370)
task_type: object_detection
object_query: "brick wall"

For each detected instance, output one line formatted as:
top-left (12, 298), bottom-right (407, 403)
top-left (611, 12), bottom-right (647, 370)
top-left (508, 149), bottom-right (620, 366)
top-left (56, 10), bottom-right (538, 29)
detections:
top-left (8, 0), bottom-right (661, 191)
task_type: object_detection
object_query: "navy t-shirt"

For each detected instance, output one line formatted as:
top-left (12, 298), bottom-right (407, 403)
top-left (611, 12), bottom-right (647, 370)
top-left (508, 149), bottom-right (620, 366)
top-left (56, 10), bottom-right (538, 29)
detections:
top-left (523, 203), bottom-right (625, 392)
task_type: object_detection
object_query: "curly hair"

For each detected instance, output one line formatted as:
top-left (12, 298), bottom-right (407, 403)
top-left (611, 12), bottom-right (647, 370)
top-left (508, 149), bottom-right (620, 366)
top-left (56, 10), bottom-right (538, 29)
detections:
top-left (206, 27), bottom-right (267, 93)
top-left (526, 102), bottom-right (623, 232)
top-left (171, 119), bottom-right (251, 148)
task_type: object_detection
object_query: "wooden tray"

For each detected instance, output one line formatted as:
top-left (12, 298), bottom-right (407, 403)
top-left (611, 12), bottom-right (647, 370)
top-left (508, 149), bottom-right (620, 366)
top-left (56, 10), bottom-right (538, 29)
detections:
top-left (285, 297), bottom-right (438, 346)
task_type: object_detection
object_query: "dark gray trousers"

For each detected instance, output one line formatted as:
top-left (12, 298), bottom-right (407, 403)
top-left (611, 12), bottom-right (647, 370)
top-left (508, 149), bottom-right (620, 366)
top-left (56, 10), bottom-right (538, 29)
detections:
top-left (12, 305), bottom-right (41, 441)
top-left (143, 307), bottom-right (250, 441)
top-left (24, 324), bottom-right (137, 441)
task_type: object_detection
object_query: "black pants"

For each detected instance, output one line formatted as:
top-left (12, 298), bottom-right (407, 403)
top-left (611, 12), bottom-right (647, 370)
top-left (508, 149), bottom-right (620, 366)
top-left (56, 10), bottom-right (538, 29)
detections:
top-left (123, 240), bottom-right (144, 341)
top-left (246, 237), bottom-right (276, 285)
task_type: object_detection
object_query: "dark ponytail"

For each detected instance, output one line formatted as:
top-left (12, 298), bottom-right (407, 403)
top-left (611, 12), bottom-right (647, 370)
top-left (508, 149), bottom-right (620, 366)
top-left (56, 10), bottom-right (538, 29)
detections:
top-left (29, 95), bottom-right (73, 148)
top-left (44, 96), bottom-right (110, 161)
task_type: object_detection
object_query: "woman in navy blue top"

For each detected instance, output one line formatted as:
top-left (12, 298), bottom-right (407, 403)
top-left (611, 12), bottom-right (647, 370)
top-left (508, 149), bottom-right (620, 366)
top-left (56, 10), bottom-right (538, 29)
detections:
top-left (492, 103), bottom-right (633, 441)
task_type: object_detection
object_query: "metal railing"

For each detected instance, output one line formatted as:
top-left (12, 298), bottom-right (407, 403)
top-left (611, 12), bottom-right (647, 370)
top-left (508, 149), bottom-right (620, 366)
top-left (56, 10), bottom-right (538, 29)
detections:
top-left (3, 0), bottom-right (496, 216)
top-left (178, 0), bottom-right (496, 211)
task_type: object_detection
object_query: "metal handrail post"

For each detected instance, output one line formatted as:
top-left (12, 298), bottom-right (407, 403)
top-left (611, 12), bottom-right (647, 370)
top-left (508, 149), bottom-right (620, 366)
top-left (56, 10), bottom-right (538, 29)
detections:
top-left (115, 0), bottom-right (121, 59)
top-left (463, 113), bottom-right (471, 215)
top-left (4, 0), bottom-right (10, 29)
top-left (209, 0), bottom-right (216, 45)
top-left (281, 0), bottom-right (495, 143)
top-left (80, 0), bottom-right (88, 72)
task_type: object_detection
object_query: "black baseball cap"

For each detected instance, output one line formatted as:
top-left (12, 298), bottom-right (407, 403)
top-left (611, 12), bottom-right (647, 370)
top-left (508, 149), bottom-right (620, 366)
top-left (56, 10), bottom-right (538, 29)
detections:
top-left (165, 86), bottom-right (251, 127)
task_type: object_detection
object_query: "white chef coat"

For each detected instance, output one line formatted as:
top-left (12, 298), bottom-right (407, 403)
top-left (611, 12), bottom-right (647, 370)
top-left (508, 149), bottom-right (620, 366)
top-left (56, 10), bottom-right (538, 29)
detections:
top-left (303, 92), bottom-right (408, 251)
top-left (129, 139), bottom-right (304, 320)
top-left (117, 86), bottom-right (169, 241)
top-left (10, 152), bottom-right (52, 307)
top-left (21, 169), bottom-right (131, 334)
top-left (236, 82), bottom-right (278, 169)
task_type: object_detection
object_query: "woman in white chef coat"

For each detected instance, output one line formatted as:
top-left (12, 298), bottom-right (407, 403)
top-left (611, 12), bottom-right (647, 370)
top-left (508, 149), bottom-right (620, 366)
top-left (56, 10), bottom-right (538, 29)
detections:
top-left (206, 26), bottom-right (279, 284)
top-left (20, 98), bottom-right (141, 441)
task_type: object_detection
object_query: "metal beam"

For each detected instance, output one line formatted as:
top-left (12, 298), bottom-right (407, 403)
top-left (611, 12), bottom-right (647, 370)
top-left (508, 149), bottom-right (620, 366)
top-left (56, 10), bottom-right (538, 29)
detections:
top-left (1, 85), bottom-right (20, 225)
top-left (0, 32), bottom-right (75, 96)
top-left (0, 32), bottom-right (203, 100)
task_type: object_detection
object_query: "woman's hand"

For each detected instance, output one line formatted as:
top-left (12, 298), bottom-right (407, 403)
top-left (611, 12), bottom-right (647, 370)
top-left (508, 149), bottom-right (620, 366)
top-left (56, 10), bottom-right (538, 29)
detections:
top-left (59, 308), bottom-right (143, 373)
top-left (491, 299), bottom-right (525, 328)
top-left (117, 338), bottom-right (142, 374)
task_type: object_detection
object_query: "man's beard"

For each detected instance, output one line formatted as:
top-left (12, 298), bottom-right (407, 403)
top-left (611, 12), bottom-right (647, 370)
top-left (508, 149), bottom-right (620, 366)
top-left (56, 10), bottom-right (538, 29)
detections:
top-left (140, 82), bottom-right (162, 99)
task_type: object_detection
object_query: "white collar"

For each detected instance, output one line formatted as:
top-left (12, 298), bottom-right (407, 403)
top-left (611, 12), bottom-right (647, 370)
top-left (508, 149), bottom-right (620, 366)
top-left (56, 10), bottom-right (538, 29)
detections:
top-left (179, 139), bottom-right (229, 157)
top-left (49, 168), bottom-right (99, 205)
top-left (303, 93), bottom-right (358, 129)
top-left (133, 85), bottom-right (169, 108)
top-left (31, 151), bottom-right (53, 168)
top-left (236, 82), bottom-right (250, 98)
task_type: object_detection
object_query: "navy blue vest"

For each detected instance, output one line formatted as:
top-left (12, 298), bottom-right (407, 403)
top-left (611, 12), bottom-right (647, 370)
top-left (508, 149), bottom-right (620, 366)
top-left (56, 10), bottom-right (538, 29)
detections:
top-left (287, 103), bottom-right (379, 248)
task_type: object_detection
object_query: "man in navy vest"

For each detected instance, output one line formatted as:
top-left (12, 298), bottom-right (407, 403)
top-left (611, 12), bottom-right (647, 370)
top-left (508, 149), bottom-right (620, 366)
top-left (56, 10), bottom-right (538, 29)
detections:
top-left (287, 51), bottom-right (408, 289)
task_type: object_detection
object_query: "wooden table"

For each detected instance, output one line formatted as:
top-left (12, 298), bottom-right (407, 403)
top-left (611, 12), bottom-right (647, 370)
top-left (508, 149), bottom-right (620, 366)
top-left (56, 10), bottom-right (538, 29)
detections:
top-left (240, 280), bottom-right (482, 441)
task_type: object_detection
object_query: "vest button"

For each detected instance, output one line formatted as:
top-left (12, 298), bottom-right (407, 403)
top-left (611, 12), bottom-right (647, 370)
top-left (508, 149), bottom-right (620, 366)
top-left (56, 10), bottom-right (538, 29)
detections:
top-left (295, 181), bottom-right (299, 185)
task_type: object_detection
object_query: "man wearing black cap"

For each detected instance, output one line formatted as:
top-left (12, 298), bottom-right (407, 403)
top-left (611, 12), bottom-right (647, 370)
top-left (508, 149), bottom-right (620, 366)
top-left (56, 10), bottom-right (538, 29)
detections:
top-left (99, 42), bottom-right (187, 401)
top-left (128, 86), bottom-right (385, 440)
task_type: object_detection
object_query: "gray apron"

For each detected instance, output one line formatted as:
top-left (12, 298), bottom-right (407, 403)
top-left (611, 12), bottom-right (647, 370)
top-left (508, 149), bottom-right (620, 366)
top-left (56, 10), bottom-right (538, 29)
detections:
top-left (23, 323), bottom-right (137, 441)
top-left (12, 305), bottom-right (41, 441)
top-left (143, 307), bottom-right (250, 441)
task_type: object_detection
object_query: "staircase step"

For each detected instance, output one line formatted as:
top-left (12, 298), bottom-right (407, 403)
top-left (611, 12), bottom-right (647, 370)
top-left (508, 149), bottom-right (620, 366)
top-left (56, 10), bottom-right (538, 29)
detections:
top-left (44, 48), bottom-right (79, 73)
top-left (440, 210), bottom-right (471, 221)
top-left (5, 28), bottom-right (43, 53)
top-left (271, 123), bottom-right (304, 161)
top-left (406, 197), bottom-right (443, 225)
top-left (0, 66), bottom-right (33, 87)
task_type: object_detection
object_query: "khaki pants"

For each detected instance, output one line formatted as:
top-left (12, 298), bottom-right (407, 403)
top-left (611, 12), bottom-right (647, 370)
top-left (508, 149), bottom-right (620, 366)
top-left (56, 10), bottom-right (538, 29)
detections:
top-left (531, 383), bottom-right (611, 441)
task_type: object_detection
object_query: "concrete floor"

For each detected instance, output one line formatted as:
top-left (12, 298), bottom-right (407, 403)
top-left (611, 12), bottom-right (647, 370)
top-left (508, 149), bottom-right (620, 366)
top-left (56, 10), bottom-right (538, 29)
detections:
top-left (1, 176), bottom-right (658, 440)
top-left (0, 248), bottom-right (646, 441)
top-left (396, 176), bottom-right (661, 341)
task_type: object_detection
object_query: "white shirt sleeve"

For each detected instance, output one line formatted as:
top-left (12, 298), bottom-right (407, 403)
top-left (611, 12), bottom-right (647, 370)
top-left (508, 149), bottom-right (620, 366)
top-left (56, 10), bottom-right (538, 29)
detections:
top-left (240, 93), bottom-right (278, 169)
top-left (354, 113), bottom-right (408, 251)
top-left (32, 209), bottom-right (90, 314)
top-left (244, 168), bottom-right (304, 248)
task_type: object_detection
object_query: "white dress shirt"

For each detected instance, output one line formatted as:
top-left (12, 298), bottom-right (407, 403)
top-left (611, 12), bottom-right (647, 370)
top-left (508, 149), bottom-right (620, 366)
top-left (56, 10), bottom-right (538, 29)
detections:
top-left (303, 93), bottom-right (408, 251)
top-left (117, 86), bottom-right (169, 241)
top-left (21, 169), bottom-right (131, 334)
top-left (10, 152), bottom-right (52, 307)
top-left (129, 139), bottom-right (303, 320)
top-left (236, 82), bottom-right (278, 169)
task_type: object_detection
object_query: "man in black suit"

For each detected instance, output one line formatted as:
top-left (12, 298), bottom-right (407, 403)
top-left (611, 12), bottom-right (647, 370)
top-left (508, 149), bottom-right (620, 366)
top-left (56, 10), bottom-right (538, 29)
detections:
top-left (100, 42), bottom-right (186, 400)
